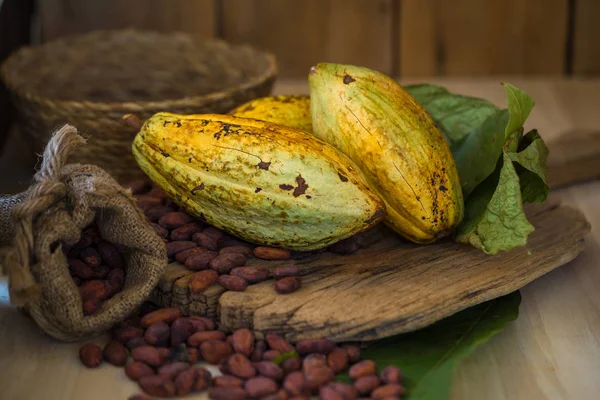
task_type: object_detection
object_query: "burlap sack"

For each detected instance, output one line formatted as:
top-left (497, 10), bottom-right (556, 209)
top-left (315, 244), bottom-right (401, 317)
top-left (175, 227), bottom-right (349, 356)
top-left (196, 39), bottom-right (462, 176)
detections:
top-left (0, 124), bottom-right (167, 341)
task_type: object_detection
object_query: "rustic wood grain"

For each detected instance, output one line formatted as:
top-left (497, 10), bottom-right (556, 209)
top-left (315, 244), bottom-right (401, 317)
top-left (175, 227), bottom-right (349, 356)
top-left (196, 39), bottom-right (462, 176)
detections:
top-left (221, 0), bottom-right (394, 77)
top-left (398, 0), bottom-right (569, 76)
top-left (152, 203), bottom-right (589, 342)
top-left (36, 0), bottom-right (216, 41)
top-left (572, 0), bottom-right (600, 75)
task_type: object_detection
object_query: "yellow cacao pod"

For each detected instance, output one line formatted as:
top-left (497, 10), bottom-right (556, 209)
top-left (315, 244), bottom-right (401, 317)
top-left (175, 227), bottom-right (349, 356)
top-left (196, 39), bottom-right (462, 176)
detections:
top-left (309, 63), bottom-right (464, 244)
top-left (230, 95), bottom-right (312, 133)
top-left (132, 112), bottom-right (385, 250)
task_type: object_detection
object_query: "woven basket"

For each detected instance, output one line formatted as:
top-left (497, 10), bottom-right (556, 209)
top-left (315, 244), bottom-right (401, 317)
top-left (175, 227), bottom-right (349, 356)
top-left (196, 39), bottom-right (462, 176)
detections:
top-left (0, 30), bottom-right (277, 182)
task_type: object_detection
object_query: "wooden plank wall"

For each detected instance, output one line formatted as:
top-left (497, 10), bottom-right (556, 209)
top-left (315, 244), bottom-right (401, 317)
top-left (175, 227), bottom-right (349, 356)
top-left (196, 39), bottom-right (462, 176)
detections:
top-left (33, 0), bottom-right (598, 78)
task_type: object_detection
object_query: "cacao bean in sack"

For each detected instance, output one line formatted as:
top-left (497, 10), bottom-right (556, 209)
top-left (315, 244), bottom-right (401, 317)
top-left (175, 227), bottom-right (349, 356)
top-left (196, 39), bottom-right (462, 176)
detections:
top-left (0, 124), bottom-right (167, 341)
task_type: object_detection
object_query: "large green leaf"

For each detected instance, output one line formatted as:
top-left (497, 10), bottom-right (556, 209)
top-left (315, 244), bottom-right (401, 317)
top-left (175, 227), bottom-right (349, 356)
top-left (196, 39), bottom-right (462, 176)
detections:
top-left (340, 291), bottom-right (521, 400)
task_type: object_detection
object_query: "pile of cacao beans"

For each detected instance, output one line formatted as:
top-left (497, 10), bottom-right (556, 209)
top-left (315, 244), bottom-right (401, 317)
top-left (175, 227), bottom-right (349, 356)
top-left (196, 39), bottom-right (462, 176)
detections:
top-left (66, 223), bottom-right (126, 315)
top-left (128, 179), bottom-right (369, 296)
top-left (79, 305), bottom-right (405, 400)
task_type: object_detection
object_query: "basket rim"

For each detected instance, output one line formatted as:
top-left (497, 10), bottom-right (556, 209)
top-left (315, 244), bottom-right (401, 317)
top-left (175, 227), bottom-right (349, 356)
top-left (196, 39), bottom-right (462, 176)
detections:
top-left (0, 31), bottom-right (278, 111)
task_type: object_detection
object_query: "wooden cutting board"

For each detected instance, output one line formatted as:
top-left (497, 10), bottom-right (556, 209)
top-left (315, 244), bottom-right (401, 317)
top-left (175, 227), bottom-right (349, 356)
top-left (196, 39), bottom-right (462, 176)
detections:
top-left (152, 200), bottom-right (590, 343)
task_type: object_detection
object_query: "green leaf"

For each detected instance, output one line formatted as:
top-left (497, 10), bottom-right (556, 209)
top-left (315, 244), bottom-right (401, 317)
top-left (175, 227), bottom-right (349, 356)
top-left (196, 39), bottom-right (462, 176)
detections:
top-left (273, 349), bottom-right (299, 365)
top-left (405, 84), bottom-right (499, 146)
top-left (455, 153), bottom-right (534, 254)
top-left (503, 83), bottom-right (535, 141)
top-left (508, 130), bottom-right (550, 203)
top-left (339, 291), bottom-right (521, 400)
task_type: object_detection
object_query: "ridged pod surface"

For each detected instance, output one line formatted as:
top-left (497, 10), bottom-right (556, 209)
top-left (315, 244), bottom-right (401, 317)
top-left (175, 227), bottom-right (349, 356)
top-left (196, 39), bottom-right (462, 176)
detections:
top-left (309, 63), bottom-right (464, 243)
top-left (132, 112), bottom-right (385, 250)
top-left (230, 95), bottom-right (312, 133)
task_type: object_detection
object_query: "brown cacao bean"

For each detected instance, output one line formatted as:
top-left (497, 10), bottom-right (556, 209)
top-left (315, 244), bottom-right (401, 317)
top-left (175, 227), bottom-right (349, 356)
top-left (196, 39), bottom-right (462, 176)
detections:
top-left (342, 344), bottom-right (361, 364)
top-left (327, 347), bottom-right (349, 374)
top-left (158, 362), bottom-right (190, 380)
top-left (231, 328), bottom-right (254, 357)
top-left (187, 330), bottom-right (226, 347)
top-left (192, 232), bottom-right (219, 251)
top-left (175, 247), bottom-right (211, 263)
top-left (114, 325), bottom-right (144, 344)
top-left (262, 350), bottom-right (282, 361)
top-left (302, 353), bottom-right (327, 372)
top-left (147, 186), bottom-right (168, 199)
top-left (131, 346), bottom-right (163, 367)
top-left (349, 360), bottom-right (376, 380)
top-left (209, 386), bottom-right (247, 400)
top-left (275, 276), bottom-right (301, 294)
top-left (283, 371), bottom-right (308, 396)
top-left (79, 280), bottom-right (109, 300)
top-left (174, 367), bottom-right (198, 396)
top-left (166, 241), bottom-right (197, 258)
top-left (328, 382), bottom-right (358, 399)
top-left (231, 266), bottom-right (269, 284)
top-left (254, 361), bottom-right (284, 381)
top-left (189, 316), bottom-right (216, 331)
top-left (138, 375), bottom-right (176, 397)
top-left (304, 365), bottom-right (335, 391)
top-left (253, 246), bottom-right (291, 260)
top-left (97, 242), bottom-right (125, 269)
top-left (107, 268), bottom-right (125, 290)
top-left (296, 339), bottom-right (335, 355)
top-left (194, 367), bottom-right (212, 391)
top-left (203, 227), bottom-right (225, 244)
top-left (125, 361), bottom-right (155, 381)
top-left (272, 265), bottom-right (300, 280)
top-left (170, 222), bottom-right (203, 241)
top-left (265, 333), bottom-right (294, 353)
top-left (126, 337), bottom-right (148, 350)
top-left (170, 317), bottom-right (194, 347)
top-left (371, 384), bottom-right (405, 399)
top-left (79, 343), bottom-right (103, 368)
top-left (70, 259), bottom-right (94, 279)
top-left (252, 340), bottom-right (267, 362)
top-left (380, 366), bottom-right (402, 384)
top-left (103, 340), bottom-right (128, 366)
top-left (91, 265), bottom-right (110, 279)
top-left (141, 308), bottom-right (181, 328)
top-left (158, 348), bottom-right (172, 364)
top-left (159, 212), bottom-right (193, 229)
top-left (219, 245), bottom-right (252, 257)
top-left (281, 357), bottom-right (302, 373)
top-left (151, 223), bottom-right (169, 238)
top-left (226, 353), bottom-right (256, 379)
top-left (199, 340), bottom-right (233, 364)
top-left (80, 247), bottom-right (102, 267)
top-left (354, 375), bottom-right (381, 396)
top-left (217, 275), bottom-right (248, 291)
top-left (210, 254), bottom-right (244, 274)
top-left (145, 205), bottom-right (175, 222)
top-left (144, 322), bottom-right (170, 346)
top-left (319, 386), bottom-right (345, 400)
top-left (245, 376), bottom-right (278, 398)
top-left (82, 298), bottom-right (101, 315)
top-left (185, 251), bottom-right (219, 271)
top-left (213, 374), bottom-right (244, 387)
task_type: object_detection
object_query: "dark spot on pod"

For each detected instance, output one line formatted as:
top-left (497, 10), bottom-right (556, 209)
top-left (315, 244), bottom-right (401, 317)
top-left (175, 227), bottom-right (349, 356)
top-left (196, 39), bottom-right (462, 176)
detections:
top-left (338, 172), bottom-right (348, 182)
top-left (161, 151), bottom-right (170, 158)
top-left (255, 188), bottom-right (262, 193)
top-left (258, 161), bottom-right (271, 170)
top-left (223, 125), bottom-right (230, 135)
top-left (191, 183), bottom-right (205, 194)
top-left (279, 184), bottom-right (294, 191)
top-left (293, 175), bottom-right (308, 197)
top-left (306, 195), bottom-right (312, 199)
top-left (421, 216), bottom-right (426, 220)
top-left (201, 120), bottom-right (209, 126)
top-left (439, 185), bottom-right (447, 192)
top-left (214, 132), bottom-right (222, 140)
top-left (175, 121), bottom-right (182, 127)
top-left (188, 157), bottom-right (192, 163)
top-left (163, 121), bottom-right (171, 127)
top-left (343, 75), bottom-right (356, 84)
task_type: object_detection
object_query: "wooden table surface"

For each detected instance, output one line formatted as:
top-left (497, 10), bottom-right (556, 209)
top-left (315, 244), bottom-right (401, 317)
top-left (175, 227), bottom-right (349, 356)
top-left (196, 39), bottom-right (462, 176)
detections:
top-left (0, 77), bottom-right (599, 400)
